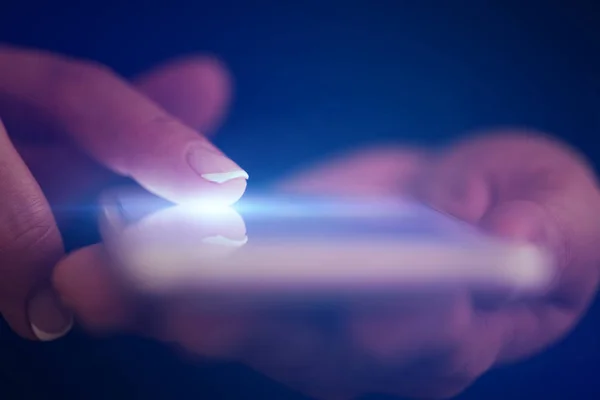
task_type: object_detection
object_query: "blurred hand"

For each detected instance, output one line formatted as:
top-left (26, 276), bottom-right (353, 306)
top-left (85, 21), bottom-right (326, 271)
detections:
top-left (54, 129), bottom-right (600, 399)
top-left (0, 45), bottom-right (247, 341)
top-left (257, 132), bottom-right (600, 398)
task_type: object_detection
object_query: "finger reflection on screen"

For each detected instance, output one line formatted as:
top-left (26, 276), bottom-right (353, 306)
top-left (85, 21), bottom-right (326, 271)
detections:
top-left (114, 204), bottom-right (247, 293)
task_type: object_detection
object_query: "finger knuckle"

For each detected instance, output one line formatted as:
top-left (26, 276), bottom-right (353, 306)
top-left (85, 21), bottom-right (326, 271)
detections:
top-left (0, 196), bottom-right (60, 257)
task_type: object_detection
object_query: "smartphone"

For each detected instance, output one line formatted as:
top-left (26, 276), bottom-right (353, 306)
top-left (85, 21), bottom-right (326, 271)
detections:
top-left (98, 187), bottom-right (555, 301)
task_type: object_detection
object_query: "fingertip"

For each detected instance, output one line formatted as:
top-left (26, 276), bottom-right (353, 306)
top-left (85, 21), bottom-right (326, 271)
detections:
top-left (1, 286), bottom-right (73, 342)
top-left (140, 174), bottom-right (248, 206)
top-left (122, 134), bottom-right (249, 206)
top-left (27, 287), bottom-right (73, 341)
top-left (210, 176), bottom-right (248, 205)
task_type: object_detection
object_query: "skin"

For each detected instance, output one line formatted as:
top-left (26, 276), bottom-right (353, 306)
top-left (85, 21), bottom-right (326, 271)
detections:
top-left (1, 46), bottom-right (599, 399)
top-left (55, 130), bottom-right (600, 400)
top-left (0, 45), bottom-right (247, 341)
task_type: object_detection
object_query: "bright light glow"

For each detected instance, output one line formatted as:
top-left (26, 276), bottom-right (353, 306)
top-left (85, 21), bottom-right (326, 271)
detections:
top-left (201, 235), bottom-right (249, 247)
top-left (229, 196), bottom-right (416, 218)
top-left (178, 200), bottom-right (236, 216)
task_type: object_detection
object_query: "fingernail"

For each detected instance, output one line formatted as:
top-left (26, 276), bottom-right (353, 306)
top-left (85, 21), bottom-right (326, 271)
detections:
top-left (28, 288), bottom-right (73, 341)
top-left (187, 144), bottom-right (249, 184)
top-left (201, 235), bottom-right (248, 247)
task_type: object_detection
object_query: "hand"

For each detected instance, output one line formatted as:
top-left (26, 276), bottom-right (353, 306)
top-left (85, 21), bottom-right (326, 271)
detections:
top-left (53, 129), bottom-right (600, 398)
top-left (0, 45), bottom-right (248, 341)
top-left (239, 132), bottom-right (600, 398)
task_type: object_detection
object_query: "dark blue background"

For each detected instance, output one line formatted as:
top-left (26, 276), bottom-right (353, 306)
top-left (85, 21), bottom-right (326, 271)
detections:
top-left (1, 1), bottom-right (600, 399)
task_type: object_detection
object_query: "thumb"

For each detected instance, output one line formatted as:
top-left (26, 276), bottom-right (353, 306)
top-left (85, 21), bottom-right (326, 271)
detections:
top-left (481, 200), bottom-right (565, 296)
top-left (0, 118), bottom-right (71, 341)
top-left (481, 200), bottom-right (564, 258)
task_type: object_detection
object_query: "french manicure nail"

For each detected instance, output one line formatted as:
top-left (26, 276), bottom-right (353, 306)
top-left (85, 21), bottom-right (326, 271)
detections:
top-left (201, 235), bottom-right (248, 247)
top-left (28, 288), bottom-right (73, 341)
top-left (187, 144), bottom-right (249, 184)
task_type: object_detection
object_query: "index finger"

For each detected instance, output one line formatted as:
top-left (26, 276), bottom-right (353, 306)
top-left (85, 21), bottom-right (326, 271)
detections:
top-left (0, 46), bottom-right (248, 205)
